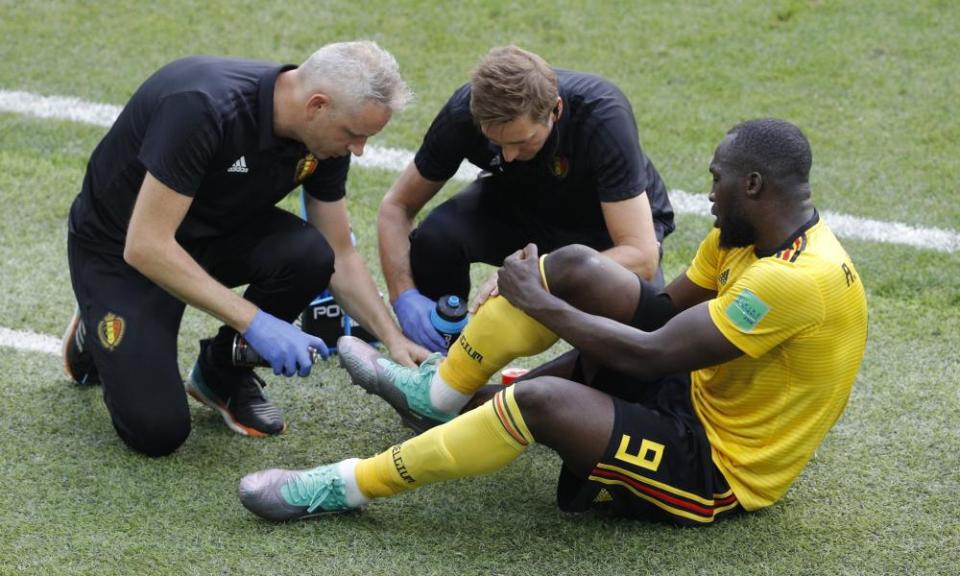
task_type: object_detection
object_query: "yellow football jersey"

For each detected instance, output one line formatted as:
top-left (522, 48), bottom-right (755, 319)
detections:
top-left (685, 215), bottom-right (868, 510)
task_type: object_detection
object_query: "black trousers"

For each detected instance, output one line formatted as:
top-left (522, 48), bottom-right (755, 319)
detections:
top-left (67, 207), bottom-right (334, 456)
top-left (410, 177), bottom-right (663, 300)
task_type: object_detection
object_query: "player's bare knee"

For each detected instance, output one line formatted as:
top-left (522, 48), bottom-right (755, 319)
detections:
top-left (544, 245), bottom-right (604, 301)
top-left (512, 377), bottom-right (580, 434)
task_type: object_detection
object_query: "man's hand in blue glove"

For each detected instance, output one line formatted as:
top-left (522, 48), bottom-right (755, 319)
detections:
top-left (393, 288), bottom-right (447, 353)
top-left (242, 309), bottom-right (329, 377)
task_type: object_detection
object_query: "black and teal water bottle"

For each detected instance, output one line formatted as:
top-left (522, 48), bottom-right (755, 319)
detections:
top-left (430, 295), bottom-right (469, 349)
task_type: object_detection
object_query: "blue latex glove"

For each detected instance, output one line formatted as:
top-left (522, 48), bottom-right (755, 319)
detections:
top-left (242, 309), bottom-right (330, 377)
top-left (393, 288), bottom-right (447, 353)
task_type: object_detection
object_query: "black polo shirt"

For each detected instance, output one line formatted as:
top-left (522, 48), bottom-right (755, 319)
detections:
top-left (69, 56), bottom-right (349, 254)
top-left (413, 69), bottom-right (675, 243)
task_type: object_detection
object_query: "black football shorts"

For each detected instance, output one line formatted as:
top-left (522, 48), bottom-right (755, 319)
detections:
top-left (557, 370), bottom-right (740, 525)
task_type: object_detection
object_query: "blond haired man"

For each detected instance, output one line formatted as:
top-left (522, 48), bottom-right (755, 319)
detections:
top-left (379, 46), bottom-right (675, 353)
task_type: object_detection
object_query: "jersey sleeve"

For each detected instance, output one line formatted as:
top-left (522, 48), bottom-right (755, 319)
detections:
top-left (585, 103), bottom-right (648, 202)
top-left (708, 262), bottom-right (825, 358)
top-left (413, 94), bottom-right (472, 182)
top-left (302, 156), bottom-right (350, 201)
top-left (686, 229), bottom-right (722, 290)
top-left (138, 91), bottom-right (222, 197)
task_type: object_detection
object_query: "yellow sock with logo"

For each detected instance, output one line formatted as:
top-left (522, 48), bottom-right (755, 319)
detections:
top-left (354, 386), bottom-right (534, 499)
top-left (438, 295), bottom-right (558, 395)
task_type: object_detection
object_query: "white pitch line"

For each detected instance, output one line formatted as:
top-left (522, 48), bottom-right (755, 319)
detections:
top-left (3, 88), bottom-right (959, 252)
top-left (0, 89), bottom-right (122, 128)
top-left (0, 326), bottom-right (61, 356)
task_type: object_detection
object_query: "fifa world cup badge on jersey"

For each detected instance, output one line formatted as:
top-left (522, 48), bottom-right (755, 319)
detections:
top-left (97, 312), bottom-right (125, 350)
top-left (551, 154), bottom-right (569, 179)
top-left (294, 153), bottom-right (318, 184)
top-left (726, 289), bottom-right (769, 332)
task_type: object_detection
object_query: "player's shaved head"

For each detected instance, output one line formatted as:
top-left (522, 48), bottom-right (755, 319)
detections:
top-left (724, 119), bottom-right (813, 193)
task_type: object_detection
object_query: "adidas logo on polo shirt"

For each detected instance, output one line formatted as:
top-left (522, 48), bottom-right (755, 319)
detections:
top-left (227, 156), bottom-right (249, 173)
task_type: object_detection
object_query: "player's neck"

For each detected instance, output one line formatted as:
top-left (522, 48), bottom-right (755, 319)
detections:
top-left (753, 204), bottom-right (816, 253)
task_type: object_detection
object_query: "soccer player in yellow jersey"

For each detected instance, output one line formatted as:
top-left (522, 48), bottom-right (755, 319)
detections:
top-left (239, 118), bottom-right (868, 524)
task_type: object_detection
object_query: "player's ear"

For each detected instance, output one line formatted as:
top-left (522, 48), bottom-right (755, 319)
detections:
top-left (745, 171), bottom-right (763, 197)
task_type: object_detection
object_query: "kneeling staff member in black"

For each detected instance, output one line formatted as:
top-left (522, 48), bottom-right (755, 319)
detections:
top-left (62, 41), bottom-right (428, 457)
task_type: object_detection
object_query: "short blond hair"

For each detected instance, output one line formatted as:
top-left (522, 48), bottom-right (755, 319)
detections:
top-left (470, 46), bottom-right (558, 126)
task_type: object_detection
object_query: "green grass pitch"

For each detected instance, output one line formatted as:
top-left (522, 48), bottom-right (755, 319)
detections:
top-left (0, 1), bottom-right (958, 574)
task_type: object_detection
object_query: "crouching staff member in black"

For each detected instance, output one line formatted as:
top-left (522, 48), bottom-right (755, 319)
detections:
top-left (379, 45), bottom-right (675, 353)
top-left (62, 41), bottom-right (428, 457)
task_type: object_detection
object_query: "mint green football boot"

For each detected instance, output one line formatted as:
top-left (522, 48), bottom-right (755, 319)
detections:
top-left (239, 460), bottom-right (360, 521)
top-left (337, 336), bottom-right (454, 433)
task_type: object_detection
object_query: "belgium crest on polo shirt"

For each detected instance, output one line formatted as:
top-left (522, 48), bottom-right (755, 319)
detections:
top-left (97, 312), bottom-right (125, 350)
top-left (294, 153), bottom-right (318, 184)
top-left (550, 154), bottom-right (569, 179)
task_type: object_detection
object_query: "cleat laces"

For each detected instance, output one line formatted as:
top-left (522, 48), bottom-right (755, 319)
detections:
top-left (282, 466), bottom-right (347, 513)
top-left (377, 353), bottom-right (452, 422)
top-left (379, 352), bottom-right (442, 392)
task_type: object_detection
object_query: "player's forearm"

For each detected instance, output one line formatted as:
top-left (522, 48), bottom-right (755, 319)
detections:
top-left (328, 249), bottom-right (406, 347)
top-left (377, 201), bottom-right (417, 301)
top-left (124, 238), bottom-right (256, 331)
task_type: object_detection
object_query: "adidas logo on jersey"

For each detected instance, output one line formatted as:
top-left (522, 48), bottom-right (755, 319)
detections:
top-left (227, 156), bottom-right (249, 173)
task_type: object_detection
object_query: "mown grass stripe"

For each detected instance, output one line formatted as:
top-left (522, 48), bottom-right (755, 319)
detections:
top-left (2, 88), bottom-right (958, 253)
top-left (3, 85), bottom-right (960, 357)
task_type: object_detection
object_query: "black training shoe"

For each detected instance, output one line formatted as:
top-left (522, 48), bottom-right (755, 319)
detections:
top-left (185, 339), bottom-right (286, 437)
top-left (62, 307), bottom-right (100, 385)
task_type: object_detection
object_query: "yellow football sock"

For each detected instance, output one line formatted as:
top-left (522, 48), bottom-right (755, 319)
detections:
top-left (439, 295), bottom-right (558, 395)
top-left (355, 386), bottom-right (534, 499)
